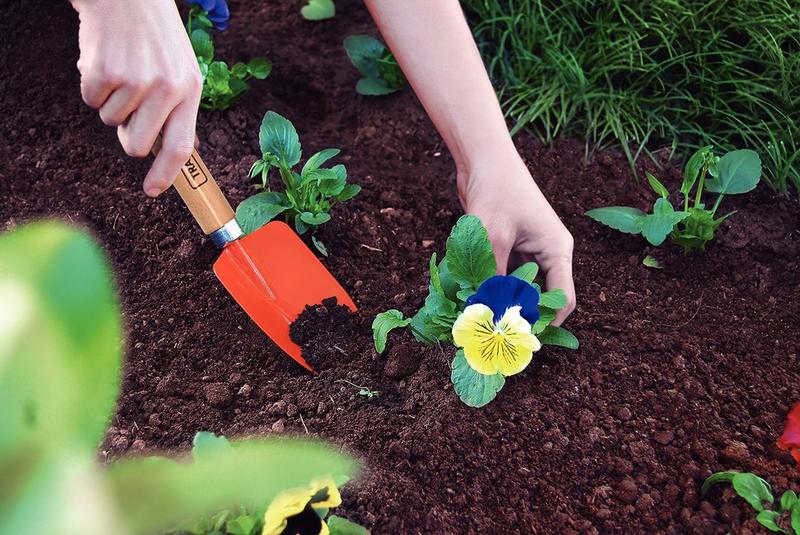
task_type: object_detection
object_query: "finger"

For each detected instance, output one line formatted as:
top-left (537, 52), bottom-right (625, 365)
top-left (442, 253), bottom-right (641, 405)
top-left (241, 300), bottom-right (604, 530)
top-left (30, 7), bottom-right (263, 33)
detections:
top-left (491, 238), bottom-right (512, 276)
top-left (544, 260), bottom-right (576, 326)
top-left (117, 92), bottom-right (176, 160)
top-left (80, 72), bottom-right (118, 109)
top-left (142, 98), bottom-right (198, 197)
top-left (98, 85), bottom-right (146, 127)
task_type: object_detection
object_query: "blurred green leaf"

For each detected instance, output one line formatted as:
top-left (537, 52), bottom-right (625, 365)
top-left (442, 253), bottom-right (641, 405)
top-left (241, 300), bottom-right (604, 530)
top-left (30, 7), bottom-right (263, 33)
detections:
top-left (301, 0), bottom-right (335, 20)
top-left (327, 515), bottom-right (370, 535)
top-left (106, 439), bottom-right (357, 535)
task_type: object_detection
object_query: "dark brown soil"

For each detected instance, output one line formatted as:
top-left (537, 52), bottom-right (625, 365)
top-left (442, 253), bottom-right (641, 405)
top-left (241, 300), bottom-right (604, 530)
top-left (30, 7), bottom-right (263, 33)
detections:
top-left (2, 0), bottom-right (799, 533)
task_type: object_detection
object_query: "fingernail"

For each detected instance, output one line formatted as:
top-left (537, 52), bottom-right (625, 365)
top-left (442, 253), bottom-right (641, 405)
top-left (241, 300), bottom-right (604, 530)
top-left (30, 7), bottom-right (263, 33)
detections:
top-left (146, 187), bottom-right (162, 197)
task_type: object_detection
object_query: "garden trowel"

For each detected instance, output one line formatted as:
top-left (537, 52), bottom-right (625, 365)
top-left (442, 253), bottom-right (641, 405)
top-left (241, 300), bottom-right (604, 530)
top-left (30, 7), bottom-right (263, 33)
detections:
top-left (153, 140), bottom-right (356, 372)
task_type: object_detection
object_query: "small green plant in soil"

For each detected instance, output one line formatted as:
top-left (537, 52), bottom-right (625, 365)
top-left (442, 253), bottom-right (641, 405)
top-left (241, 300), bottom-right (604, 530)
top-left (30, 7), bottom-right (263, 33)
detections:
top-left (702, 471), bottom-right (800, 533)
top-left (586, 147), bottom-right (762, 252)
top-left (343, 35), bottom-right (408, 96)
top-left (336, 379), bottom-right (380, 399)
top-left (0, 222), bottom-right (356, 534)
top-left (372, 215), bottom-right (578, 408)
top-left (185, 3), bottom-right (271, 110)
top-left (172, 433), bottom-right (369, 535)
top-left (237, 111), bottom-right (361, 255)
top-left (301, 0), bottom-right (335, 21)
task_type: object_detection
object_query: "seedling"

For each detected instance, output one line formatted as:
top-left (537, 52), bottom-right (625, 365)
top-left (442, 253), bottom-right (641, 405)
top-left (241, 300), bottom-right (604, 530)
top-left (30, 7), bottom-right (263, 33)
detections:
top-left (343, 35), bottom-right (407, 96)
top-left (372, 215), bottom-right (578, 408)
top-left (336, 379), bottom-right (380, 399)
top-left (185, 4), bottom-right (271, 110)
top-left (236, 111), bottom-right (361, 255)
top-left (586, 147), bottom-right (762, 252)
top-left (702, 471), bottom-right (800, 533)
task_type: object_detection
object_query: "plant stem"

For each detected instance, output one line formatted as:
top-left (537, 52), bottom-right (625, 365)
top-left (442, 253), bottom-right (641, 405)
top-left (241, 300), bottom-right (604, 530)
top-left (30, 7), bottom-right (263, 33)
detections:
top-left (694, 165), bottom-right (708, 208)
top-left (711, 193), bottom-right (725, 215)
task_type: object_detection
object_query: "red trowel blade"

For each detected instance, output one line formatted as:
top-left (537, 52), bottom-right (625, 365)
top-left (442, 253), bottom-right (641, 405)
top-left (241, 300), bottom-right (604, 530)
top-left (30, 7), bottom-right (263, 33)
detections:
top-left (212, 221), bottom-right (356, 371)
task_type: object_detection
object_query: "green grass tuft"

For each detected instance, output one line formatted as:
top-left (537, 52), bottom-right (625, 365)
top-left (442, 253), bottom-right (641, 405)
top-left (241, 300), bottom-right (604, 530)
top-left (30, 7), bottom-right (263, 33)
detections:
top-left (463, 0), bottom-right (800, 195)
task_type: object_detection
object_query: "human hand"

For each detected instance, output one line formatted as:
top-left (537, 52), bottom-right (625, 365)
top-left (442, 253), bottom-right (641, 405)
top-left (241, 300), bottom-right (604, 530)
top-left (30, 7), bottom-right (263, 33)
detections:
top-left (457, 151), bottom-right (576, 326)
top-left (72, 0), bottom-right (202, 197)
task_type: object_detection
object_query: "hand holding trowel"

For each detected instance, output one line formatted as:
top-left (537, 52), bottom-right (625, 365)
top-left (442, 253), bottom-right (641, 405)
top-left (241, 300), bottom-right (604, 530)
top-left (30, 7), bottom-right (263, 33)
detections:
top-left (153, 139), bottom-right (356, 371)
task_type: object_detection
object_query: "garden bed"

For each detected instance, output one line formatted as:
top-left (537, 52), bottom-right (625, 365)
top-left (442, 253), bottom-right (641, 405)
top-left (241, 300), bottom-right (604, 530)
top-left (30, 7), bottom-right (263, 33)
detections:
top-left (2, 0), bottom-right (799, 532)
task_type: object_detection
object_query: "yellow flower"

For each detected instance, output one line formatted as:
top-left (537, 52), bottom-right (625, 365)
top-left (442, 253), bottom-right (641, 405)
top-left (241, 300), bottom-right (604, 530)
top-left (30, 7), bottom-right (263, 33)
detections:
top-left (452, 303), bottom-right (541, 376)
top-left (262, 477), bottom-right (342, 535)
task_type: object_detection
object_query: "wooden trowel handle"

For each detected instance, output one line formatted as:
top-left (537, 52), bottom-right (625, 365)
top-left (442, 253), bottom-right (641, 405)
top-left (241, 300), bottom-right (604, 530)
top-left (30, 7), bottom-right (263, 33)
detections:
top-left (152, 136), bottom-right (236, 235)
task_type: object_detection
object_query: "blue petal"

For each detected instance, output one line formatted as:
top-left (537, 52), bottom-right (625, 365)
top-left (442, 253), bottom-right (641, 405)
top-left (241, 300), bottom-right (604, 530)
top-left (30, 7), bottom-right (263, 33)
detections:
top-left (186, 0), bottom-right (216, 11)
top-left (466, 275), bottom-right (539, 324)
top-left (207, 0), bottom-right (230, 29)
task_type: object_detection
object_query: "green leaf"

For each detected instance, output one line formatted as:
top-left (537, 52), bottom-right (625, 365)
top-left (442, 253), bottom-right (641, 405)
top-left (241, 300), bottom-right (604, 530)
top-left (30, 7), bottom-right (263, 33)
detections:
top-left (227, 514), bottom-right (259, 535)
top-left (302, 149), bottom-right (341, 177)
top-left (532, 307), bottom-right (556, 334)
top-left (539, 289), bottom-right (567, 309)
top-left (300, 0), bottom-right (335, 21)
top-left (312, 235), bottom-right (328, 257)
top-left (585, 206), bottom-right (647, 235)
top-left (510, 262), bottom-right (539, 283)
top-left (681, 146), bottom-right (712, 198)
top-left (701, 471), bottom-right (737, 496)
top-left (299, 212), bottom-right (331, 226)
top-left (372, 310), bottom-right (411, 354)
top-left (409, 308), bottom-right (450, 344)
top-left (336, 184), bottom-right (361, 202)
top-left (731, 472), bottom-right (774, 512)
top-left (106, 438), bottom-right (357, 535)
top-left (355, 77), bottom-right (398, 96)
top-left (755, 510), bottom-right (786, 533)
top-left (445, 215), bottom-right (496, 295)
top-left (450, 350), bottom-right (505, 408)
top-left (791, 505), bottom-right (800, 534)
top-left (429, 252), bottom-right (443, 294)
top-left (437, 258), bottom-right (463, 304)
top-left (638, 198), bottom-right (689, 246)
top-left (642, 255), bottom-right (662, 269)
top-left (327, 515), bottom-right (370, 535)
top-left (192, 432), bottom-right (232, 462)
top-left (235, 192), bottom-right (291, 235)
top-left (190, 29), bottom-right (214, 62)
top-left (780, 490), bottom-right (797, 511)
top-left (0, 223), bottom-right (121, 457)
top-left (206, 61), bottom-right (232, 95)
top-left (230, 62), bottom-right (248, 79)
top-left (247, 57), bottom-right (272, 80)
top-left (537, 326), bottom-right (579, 349)
top-left (343, 35), bottom-right (385, 78)
top-left (645, 172), bottom-right (670, 198)
top-left (259, 111), bottom-right (302, 168)
top-left (705, 149), bottom-right (762, 195)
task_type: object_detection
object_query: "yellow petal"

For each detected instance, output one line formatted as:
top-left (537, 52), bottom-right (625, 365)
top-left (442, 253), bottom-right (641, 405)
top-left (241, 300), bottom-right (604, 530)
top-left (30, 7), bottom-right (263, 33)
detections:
top-left (309, 476), bottom-right (342, 508)
top-left (492, 306), bottom-right (540, 376)
top-left (262, 487), bottom-right (315, 535)
top-left (452, 303), bottom-right (500, 375)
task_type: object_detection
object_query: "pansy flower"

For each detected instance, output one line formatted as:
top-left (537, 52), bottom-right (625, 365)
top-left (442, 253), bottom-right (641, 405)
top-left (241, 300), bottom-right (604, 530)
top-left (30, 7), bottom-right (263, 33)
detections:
top-left (262, 477), bottom-right (342, 535)
top-left (187, 0), bottom-right (230, 30)
top-left (452, 275), bottom-right (541, 376)
top-left (777, 401), bottom-right (800, 468)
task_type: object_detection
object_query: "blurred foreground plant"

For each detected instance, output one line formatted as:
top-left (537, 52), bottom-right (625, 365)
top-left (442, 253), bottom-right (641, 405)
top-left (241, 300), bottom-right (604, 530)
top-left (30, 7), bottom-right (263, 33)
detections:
top-left (0, 222), bottom-right (356, 535)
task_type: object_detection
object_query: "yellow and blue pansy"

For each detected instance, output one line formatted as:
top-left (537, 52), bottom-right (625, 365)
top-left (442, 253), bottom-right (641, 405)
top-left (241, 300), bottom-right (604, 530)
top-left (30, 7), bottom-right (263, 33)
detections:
top-left (452, 275), bottom-right (542, 376)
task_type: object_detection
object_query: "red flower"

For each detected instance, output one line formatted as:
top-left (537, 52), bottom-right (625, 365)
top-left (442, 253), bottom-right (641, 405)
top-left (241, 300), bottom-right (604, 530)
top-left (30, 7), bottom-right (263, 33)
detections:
top-left (777, 402), bottom-right (800, 467)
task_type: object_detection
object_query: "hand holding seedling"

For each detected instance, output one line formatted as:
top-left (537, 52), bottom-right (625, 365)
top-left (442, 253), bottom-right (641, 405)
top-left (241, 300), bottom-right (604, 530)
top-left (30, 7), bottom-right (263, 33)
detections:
top-left (71, 0), bottom-right (203, 197)
top-left (365, 0), bottom-right (575, 325)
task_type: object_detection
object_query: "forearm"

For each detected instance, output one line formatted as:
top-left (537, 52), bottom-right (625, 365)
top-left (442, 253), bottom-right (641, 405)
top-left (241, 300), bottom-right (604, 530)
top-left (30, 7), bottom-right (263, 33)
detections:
top-left (363, 0), bottom-right (517, 177)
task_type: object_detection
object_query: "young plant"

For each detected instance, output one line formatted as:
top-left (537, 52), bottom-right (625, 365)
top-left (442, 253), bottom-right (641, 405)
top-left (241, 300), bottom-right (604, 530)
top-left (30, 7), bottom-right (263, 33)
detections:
top-left (702, 471), bottom-right (800, 534)
top-left (343, 35), bottom-right (408, 96)
top-left (336, 379), bottom-right (380, 399)
top-left (0, 222), bottom-right (356, 535)
top-left (237, 111), bottom-right (361, 255)
top-left (301, 0), bottom-right (335, 21)
top-left (586, 147), bottom-right (762, 252)
top-left (185, 1), bottom-right (271, 111)
top-left (173, 433), bottom-right (369, 535)
top-left (372, 215), bottom-right (578, 408)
